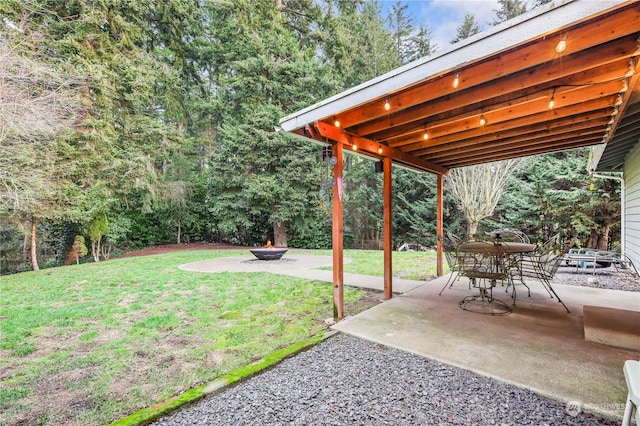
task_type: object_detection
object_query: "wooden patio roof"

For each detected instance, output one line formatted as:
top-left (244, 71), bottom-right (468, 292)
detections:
top-left (280, 0), bottom-right (640, 176)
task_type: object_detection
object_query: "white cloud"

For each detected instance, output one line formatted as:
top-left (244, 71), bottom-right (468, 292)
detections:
top-left (410, 0), bottom-right (500, 49)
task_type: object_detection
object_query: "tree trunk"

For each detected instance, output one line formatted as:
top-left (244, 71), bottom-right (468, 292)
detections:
top-left (273, 221), bottom-right (287, 247)
top-left (587, 231), bottom-right (598, 249)
top-left (91, 240), bottom-right (100, 262)
top-left (177, 219), bottom-right (182, 244)
top-left (596, 224), bottom-right (611, 251)
top-left (467, 220), bottom-right (479, 238)
top-left (30, 215), bottom-right (39, 271)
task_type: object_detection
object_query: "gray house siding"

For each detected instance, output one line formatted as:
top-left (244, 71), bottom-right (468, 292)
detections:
top-left (625, 144), bottom-right (640, 268)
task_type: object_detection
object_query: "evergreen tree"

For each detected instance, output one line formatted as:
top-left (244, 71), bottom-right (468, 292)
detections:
top-left (451, 12), bottom-right (480, 44)
top-left (0, 0), bottom-right (196, 260)
top-left (393, 169), bottom-right (437, 247)
top-left (496, 151), bottom-right (621, 249)
top-left (321, 0), bottom-right (399, 88)
top-left (387, 1), bottom-right (414, 63)
top-left (492, 0), bottom-right (528, 25)
top-left (407, 24), bottom-right (438, 62)
top-left (0, 22), bottom-right (84, 270)
top-left (205, 0), bottom-right (332, 247)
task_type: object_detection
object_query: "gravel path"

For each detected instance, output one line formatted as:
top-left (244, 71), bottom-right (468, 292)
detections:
top-left (151, 333), bottom-right (618, 426)
top-left (553, 266), bottom-right (639, 292)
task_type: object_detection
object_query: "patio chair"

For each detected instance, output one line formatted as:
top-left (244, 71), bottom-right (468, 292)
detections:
top-left (509, 243), bottom-right (571, 313)
top-left (623, 359), bottom-right (640, 426)
top-left (611, 253), bottom-right (639, 278)
top-left (490, 228), bottom-right (530, 243)
top-left (536, 233), bottom-right (560, 255)
top-left (457, 248), bottom-right (511, 315)
top-left (438, 233), bottom-right (467, 295)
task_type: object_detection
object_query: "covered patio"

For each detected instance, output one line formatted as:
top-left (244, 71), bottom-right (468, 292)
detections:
top-left (332, 272), bottom-right (640, 419)
top-left (279, 0), bottom-right (640, 320)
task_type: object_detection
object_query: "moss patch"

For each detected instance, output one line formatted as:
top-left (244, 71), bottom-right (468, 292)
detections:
top-left (109, 332), bottom-right (328, 426)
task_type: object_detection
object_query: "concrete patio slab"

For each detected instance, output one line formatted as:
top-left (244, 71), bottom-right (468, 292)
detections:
top-left (333, 274), bottom-right (640, 420)
top-left (179, 254), bottom-right (424, 293)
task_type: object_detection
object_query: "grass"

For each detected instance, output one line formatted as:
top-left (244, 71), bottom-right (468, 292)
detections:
top-left (313, 248), bottom-right (444, 280)
top-left (0, 248), bottom-right (438, 425)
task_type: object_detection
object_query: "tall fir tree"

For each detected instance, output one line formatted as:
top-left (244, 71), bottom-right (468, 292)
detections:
top-left (205, 0), bottom-right (333, 247)
top-left (451, 12), bottom-right (480, 44)
top-left (492, 0), bottom-right (528, 25)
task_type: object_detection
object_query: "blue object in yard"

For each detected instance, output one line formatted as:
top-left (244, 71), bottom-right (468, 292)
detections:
top-left (580, 261), bottom-right (587, 269)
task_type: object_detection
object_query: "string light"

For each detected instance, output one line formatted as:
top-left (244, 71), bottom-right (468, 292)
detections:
top-left (423, 128), bottom-right (429, 140)
top-left (352, 144), bottom-right (358, 151)
top-left (479, 114), bottom-right (486, 126)
top-left (378, 146), bottom-right (383, 154)
top-left (556, 34), bottom-right (567, 53)
top-left (334, 117), bottom-right (340, 128)
top-left (548, 88), bottom-right (556, 109)
top-left (384, 99), bottom-right (391, 111)
top-left (453, 73), bottom-right (460, 89)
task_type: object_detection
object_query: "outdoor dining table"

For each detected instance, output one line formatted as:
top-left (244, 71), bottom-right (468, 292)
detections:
top-left (456, 241), bottom-right (536, 255)
top-left (456, 241), bottom-right (536, 315)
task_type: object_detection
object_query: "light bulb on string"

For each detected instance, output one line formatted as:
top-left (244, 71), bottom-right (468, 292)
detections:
top-left (556, 35), bottom-right (567, 53)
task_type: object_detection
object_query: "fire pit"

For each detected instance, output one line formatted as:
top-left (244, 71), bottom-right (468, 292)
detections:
top-left (249, 247), bottom-right (288, 260)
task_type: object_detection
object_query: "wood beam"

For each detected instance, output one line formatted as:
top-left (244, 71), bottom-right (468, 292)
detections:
top-left (442, 137), bottom-right (602, 168)
top-left (331, 142), bottom-right (344, 322)
top-left (361, 45), bottom-right (634, 142)
top-left (313, 121), bottom-right (449, 175)
top-left (410, 98), bottom-right (614, 156)
top-left (400, 82), bottom-right (623, 153)
top-left (603, 57), bottom-right (640, 144)
top-left (437, 134), bottom-right (603, 166)
top-left (337, 12), bottom-right (640, 131)
top-left (383, 59), bottom-right (632, 148)
top-left (425, 121), bottom-right (609, 162)
top-left (383, 156), bottom-right (393, 300)
top-left (436, 174), bottom-right (444, 277)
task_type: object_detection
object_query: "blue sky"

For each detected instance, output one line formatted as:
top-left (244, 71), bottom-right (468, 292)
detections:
top-left (379, 0), bottom-right (501, 50)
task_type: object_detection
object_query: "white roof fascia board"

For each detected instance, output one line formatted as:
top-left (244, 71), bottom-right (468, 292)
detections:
top-left (280, 0), bottom-right (627, 132)
top-left (589, 144), bottom-right (607, 172)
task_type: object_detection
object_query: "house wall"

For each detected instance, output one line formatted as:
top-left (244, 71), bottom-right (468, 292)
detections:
top-left (625, 143), bottom-right (640, 268)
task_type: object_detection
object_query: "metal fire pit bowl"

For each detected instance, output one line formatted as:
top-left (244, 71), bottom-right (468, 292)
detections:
top-left (249, 248), bottom-right (288, 260)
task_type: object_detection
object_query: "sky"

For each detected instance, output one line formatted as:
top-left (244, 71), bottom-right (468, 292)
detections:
top-left (379, 0), bottom-right (502, 50)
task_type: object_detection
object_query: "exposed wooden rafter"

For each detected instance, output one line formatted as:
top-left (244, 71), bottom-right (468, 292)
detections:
top-left (281, 1), bottom-right (640, 174)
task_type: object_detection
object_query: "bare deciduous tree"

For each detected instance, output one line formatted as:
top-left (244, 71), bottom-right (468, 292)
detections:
top-left (446, 159), bottom-right (524, 237)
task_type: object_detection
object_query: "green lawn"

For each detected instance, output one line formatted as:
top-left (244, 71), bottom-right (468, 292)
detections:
top-left (0, 248), bottom-right (438, 425)
top-left (316, 248), bottom-right (444, 280)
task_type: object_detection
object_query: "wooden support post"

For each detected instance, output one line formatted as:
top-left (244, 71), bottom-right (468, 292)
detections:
top-left (383, 156), bottom-right (393, 300)
top-left (436, 174), bottom-right (444, 276)
top-left (332, 142), bottom-right (344, 321)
